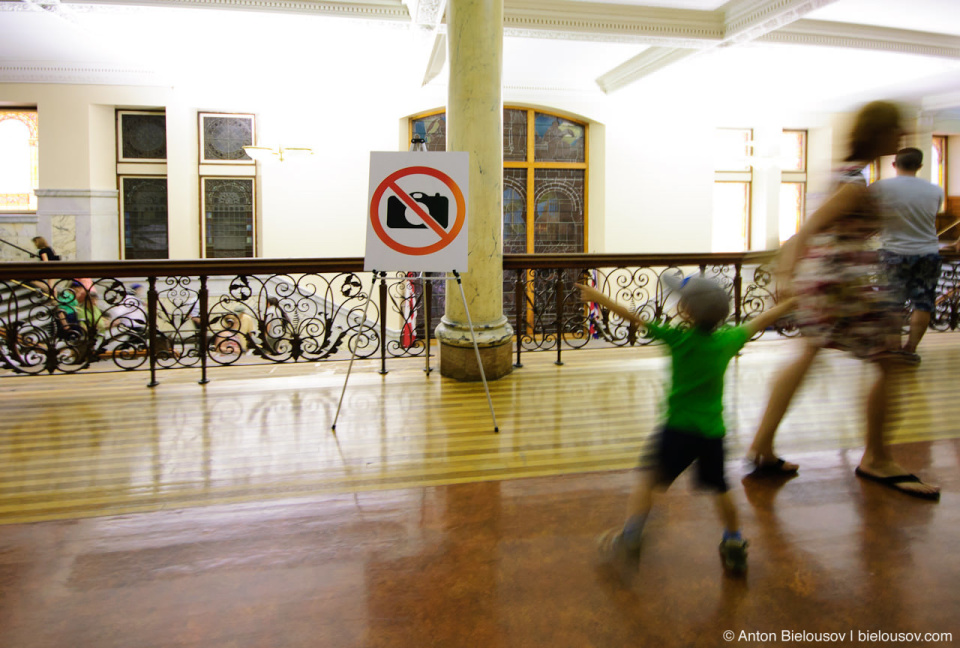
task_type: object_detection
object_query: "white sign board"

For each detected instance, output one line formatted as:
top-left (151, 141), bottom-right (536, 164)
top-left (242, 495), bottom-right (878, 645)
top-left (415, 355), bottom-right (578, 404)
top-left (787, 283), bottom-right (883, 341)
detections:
top-left (365, 151), bottom-right (469, 272)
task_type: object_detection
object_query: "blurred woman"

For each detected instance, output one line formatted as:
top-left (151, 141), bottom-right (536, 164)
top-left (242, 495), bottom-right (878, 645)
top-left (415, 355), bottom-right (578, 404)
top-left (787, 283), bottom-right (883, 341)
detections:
top-left (746, 100), bottom-right (939, 500)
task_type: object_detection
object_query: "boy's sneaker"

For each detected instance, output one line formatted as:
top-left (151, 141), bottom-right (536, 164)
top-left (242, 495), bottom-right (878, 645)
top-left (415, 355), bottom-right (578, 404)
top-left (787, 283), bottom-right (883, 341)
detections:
top-left (719, 538), bottom-right (748, 574)
top-left (597, 528), bottom-right (641, 580)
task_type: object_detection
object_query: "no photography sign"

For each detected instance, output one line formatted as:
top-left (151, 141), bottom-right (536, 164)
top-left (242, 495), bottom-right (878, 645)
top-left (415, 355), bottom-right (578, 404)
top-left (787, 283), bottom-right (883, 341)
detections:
top-left (365, 151), bottom-right (469, 272)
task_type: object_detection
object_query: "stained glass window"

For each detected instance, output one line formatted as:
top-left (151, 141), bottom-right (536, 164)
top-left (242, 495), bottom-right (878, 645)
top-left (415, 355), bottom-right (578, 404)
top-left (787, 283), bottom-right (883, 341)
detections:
top-left (411, 107), bottom-right (588, 333)
top-left (534, 113), bottom-right (584, 163)
top-left (200, 113), bottom-right (255, 163)
top-left (503, 168), bottom-right (527, 254)
top-left (119, 111), bottom-right (167, 161)
top-left (203, 178), bottom-right (254, 258)
top-left (122, 177), bottom-right (169, 259)
top-left (0, 109), bottom-right (39, 211)
top-left (504, 109), bottom-right (527, 162)
top-left (533, 169), bottom-right (585, 254)
top-left (412, 113), bottom-right (446, 152)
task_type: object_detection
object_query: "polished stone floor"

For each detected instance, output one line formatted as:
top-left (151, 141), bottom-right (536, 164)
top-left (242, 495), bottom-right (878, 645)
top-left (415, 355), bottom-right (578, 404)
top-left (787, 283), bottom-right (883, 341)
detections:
top-left (0, 444), bottom-right (957, 648)
top-left (1, 337), bottom-right (959, 647)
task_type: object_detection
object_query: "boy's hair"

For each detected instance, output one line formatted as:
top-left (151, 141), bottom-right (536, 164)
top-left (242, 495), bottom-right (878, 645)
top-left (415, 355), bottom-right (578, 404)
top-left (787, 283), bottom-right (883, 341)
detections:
top-left (663, 273), bottom-right (730, 332)
top-left (894, 147), bottom-right (923, 172)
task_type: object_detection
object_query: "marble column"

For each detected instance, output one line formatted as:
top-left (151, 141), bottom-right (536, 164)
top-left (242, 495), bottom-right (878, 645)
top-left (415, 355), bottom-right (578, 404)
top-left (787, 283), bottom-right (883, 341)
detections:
top-left (35, 189), bottom-right (120, 261)
top-left (436, 0), bottom-right (514, 381)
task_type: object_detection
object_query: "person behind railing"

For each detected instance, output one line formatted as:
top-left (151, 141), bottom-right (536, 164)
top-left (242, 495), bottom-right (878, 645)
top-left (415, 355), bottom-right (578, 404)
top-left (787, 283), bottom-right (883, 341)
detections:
top-left (745, 101), bottom-right (939, 500)
top-left (31, 236), bottom-right (59, 262)
top-left (30, 236), bottom-right (59, 295)
top-left (872, 147), bottom-right (945, 365)
top-left (56, 280), bottom-right (102, 336)
top-left (103, 283), bottom-right (147, 345)
top-left (577, 276), bottom-right (796, 579)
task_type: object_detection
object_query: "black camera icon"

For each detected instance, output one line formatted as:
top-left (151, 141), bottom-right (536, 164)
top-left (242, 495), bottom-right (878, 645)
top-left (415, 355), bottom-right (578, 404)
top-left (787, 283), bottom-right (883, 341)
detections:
top-left (387, 192), bottom-right (449, 229)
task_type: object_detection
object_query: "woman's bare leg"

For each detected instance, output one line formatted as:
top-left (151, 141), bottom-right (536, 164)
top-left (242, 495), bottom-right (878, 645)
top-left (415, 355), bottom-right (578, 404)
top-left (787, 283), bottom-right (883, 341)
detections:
top-left (747, 342), bottom-right (820, 470)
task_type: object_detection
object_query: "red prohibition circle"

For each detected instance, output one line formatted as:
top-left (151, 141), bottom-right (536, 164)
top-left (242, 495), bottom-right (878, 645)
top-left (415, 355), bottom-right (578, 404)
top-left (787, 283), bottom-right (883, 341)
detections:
top-left (369, 166), bottom-right (466, 256)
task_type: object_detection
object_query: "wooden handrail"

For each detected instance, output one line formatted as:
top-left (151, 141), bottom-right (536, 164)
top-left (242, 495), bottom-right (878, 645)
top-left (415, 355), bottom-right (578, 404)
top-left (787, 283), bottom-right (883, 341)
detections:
top-left (0, 252), bottom-right (785, 281)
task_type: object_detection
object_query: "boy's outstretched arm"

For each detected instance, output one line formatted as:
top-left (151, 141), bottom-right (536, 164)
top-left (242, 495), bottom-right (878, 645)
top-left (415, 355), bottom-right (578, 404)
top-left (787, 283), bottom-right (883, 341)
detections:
top-left (575, 283), bottom-right (646, 330)
top-left (743, 297), bottom-right (796, 337)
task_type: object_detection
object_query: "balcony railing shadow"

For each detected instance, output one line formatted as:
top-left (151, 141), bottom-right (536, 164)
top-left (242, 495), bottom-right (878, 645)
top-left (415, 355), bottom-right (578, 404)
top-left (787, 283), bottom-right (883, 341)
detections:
top-left (2, 251), bottom-right (959, 385)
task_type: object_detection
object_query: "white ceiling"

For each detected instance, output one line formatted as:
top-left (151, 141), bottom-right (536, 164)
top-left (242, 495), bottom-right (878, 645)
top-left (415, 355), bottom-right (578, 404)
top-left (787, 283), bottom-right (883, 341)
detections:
top-left (1, 0), bottom-right (960, 116)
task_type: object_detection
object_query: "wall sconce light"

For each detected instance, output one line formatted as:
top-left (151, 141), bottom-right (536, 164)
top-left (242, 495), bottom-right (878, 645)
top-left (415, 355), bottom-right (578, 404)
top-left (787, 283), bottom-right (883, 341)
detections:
top-left (243, 145), bottom-right (314, 163)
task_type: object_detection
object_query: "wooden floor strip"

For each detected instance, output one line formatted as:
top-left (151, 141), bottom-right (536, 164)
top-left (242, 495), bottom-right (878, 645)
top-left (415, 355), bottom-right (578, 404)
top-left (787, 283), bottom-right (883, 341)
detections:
top-left (3, 335), bottom-right (960, 524)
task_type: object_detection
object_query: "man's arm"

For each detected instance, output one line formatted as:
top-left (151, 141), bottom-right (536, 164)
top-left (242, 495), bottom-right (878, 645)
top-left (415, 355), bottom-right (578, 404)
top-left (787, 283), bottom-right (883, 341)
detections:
top-left (743, 297), bottom-right (796, 337)
top-left (575, 284), bottom-right (646, 330)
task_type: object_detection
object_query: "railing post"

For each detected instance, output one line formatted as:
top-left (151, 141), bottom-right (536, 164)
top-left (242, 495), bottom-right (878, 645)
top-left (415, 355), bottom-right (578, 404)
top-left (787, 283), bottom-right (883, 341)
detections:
top-left (555, 269), bottom-right (564, 366)
top-left (424, 277), bottom-right (432, 374)
top-left (147, 276), bottom-right (159, 388)
top-left (734, 262), bottom-right (743, 325)
top-left (198, 275), bottom-right (209, 385)
top-left (514, 269), bottom-right (524, 368)
top-left (379, 272), bottom-right (388, 375)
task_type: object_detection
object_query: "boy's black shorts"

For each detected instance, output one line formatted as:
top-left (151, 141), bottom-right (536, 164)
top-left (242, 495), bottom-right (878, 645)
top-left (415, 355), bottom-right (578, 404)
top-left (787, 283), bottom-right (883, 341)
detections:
top-left (645, 426), bottom-right (728, 493)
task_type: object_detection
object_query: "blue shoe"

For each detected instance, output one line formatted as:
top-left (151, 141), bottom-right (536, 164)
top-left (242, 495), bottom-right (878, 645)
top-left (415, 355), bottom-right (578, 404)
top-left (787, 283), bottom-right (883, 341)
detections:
top-left (719, 537), bottom-right (748, 574)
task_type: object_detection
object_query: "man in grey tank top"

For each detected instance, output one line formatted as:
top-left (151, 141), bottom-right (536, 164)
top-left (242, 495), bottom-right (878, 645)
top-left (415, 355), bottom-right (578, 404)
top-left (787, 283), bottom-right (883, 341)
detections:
top-left (872, 147), bottom-right (945, 364)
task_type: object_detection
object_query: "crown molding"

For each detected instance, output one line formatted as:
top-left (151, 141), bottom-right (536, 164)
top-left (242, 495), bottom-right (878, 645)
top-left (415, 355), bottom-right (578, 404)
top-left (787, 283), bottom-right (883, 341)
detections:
top-left (722, 0), bottom-right (837, 42)
top-left (758, 19), bottom-right (960, 59)
top-left (504, 0), bottom-right (722, 46)
top-left (60, 0), bottom-right (411, 20)
top-left (0, 61), bottom-right (165, 86)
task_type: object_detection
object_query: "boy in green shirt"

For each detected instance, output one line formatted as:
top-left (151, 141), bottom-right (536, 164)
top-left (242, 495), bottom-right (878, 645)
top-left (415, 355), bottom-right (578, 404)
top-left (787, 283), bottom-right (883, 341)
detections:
top-left (577, 274), bottom-right (794, 576)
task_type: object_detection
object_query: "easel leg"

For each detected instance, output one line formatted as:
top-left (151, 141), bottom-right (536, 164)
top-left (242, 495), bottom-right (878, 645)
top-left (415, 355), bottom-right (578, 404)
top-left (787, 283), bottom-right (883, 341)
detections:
top-left (332, 271), bottom-right (380, 432)
top-left (453, 270), bottom-right (500, 433)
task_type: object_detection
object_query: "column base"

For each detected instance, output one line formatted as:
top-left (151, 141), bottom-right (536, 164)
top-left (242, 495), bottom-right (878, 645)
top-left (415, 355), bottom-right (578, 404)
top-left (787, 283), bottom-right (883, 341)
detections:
top-left (438, 338), bottom-right (513, 382)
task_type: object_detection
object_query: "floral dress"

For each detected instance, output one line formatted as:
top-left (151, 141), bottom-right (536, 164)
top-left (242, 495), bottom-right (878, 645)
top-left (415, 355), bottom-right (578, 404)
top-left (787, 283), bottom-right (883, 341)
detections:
top-left (791, 166), bottom-right (899, 359)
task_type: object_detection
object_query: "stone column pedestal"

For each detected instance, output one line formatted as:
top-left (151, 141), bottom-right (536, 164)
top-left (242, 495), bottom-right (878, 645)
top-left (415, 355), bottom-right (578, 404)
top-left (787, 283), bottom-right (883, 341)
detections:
top-left (437, 315), bottom-right (513, 381)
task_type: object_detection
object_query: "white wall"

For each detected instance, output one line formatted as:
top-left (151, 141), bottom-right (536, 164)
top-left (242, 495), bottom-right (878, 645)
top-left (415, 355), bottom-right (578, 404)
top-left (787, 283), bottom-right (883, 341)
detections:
top-left (5, 49), bottom-right (955, 260)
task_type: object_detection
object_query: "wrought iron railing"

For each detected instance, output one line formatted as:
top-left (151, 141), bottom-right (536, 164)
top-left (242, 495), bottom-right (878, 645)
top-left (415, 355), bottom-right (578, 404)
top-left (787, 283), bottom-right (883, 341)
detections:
top-left (1, 251), bottom-right (958, 385)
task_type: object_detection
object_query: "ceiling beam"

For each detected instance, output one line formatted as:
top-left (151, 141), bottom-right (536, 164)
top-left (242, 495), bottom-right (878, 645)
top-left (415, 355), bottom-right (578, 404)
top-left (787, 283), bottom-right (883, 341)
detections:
top-left (594, 0), bottom-right (839, 93)
top-left (595, 47), bottom-right (698, 94)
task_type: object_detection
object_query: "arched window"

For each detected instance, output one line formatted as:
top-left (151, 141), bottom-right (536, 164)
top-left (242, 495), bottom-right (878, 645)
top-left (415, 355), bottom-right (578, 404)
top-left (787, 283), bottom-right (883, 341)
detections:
top-left (411, 107), bottom-right (588, 254)
top-left (0, 109), bottom-right (39, 211)
top-left (410, 107), bottom-right (589, 334)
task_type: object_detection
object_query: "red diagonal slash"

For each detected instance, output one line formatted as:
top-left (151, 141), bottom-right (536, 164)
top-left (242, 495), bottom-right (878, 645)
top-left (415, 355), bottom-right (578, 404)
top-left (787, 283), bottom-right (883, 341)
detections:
top-left (387, 182), bottom-right (448, 238)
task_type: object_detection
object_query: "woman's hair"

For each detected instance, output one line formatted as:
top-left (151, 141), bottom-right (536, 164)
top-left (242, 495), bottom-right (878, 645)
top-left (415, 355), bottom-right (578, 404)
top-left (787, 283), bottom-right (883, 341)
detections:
top-left (32, 236), bottom-right (49, 248)
top-left (846, 101), bottom-right (902, 162)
